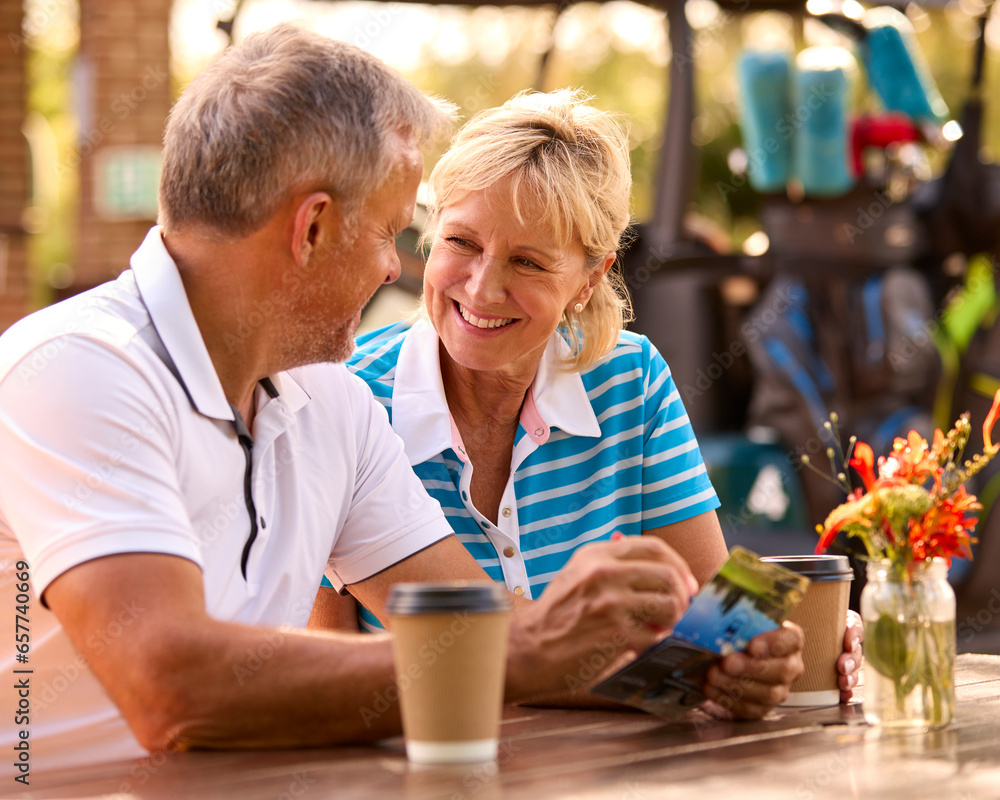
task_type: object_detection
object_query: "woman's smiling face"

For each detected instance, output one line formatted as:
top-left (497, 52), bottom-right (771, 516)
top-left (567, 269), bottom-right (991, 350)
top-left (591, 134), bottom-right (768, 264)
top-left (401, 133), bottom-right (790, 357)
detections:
top-left (423, 183), bottom-right (593, 377)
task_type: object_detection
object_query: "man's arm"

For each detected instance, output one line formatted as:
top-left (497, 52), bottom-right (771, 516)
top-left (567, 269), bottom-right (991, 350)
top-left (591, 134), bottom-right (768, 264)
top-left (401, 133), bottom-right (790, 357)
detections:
top-left (317, 517), bottom-right (807, 720)
top-left (46, 533), bottom-right (697, 752)
top-left (45, 553), bottom-right (402, 752)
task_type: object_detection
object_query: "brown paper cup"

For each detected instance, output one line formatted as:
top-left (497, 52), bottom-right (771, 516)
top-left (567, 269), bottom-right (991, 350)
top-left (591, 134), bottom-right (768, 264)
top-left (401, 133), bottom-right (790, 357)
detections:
top-left (761, 555), bottom-right (852, 707)
top-left (387, 582), bottom-right (511, 764)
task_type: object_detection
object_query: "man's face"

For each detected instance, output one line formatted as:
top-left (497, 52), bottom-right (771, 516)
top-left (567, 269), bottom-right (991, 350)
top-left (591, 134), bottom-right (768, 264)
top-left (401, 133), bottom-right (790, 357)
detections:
top-left (281, 138), bottom-right (423, 367)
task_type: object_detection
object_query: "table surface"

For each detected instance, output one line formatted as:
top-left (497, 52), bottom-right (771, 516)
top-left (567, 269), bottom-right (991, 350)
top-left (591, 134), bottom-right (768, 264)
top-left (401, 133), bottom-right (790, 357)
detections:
top-left (16, 654), bottom-right (1000, 800)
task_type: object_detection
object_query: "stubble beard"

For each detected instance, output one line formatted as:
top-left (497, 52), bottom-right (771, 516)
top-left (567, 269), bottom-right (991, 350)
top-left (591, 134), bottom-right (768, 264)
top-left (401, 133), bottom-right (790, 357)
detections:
top-left (277, 298), bottom-right (359, 369)
top-left (278, 269), bottom-right (367, 370)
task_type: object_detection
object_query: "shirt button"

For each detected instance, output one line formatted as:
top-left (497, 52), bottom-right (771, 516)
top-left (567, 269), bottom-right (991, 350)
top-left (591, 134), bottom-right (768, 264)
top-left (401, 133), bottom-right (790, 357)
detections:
top-left (533, 428), bottom-right (544, 437)
top-left (513, 586), bottom-right (525, 596)
top-left (503, 546), bottom-right (515, 558)
top-left (502, 507), bottom-right (512, 518)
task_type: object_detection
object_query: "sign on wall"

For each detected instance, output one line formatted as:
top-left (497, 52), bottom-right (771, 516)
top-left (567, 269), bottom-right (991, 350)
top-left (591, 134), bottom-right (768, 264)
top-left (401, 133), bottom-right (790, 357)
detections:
top-left (93, 146), bottom-right (161, 220)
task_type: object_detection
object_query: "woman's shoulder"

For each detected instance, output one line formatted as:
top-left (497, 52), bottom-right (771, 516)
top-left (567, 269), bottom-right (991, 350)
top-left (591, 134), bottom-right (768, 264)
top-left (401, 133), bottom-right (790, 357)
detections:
top-left (578, 332), bottom-right (673, 408)
top-left (584, 330), bottom-right (663, 375)
top-left (614, 329), bottom-right (653, 353)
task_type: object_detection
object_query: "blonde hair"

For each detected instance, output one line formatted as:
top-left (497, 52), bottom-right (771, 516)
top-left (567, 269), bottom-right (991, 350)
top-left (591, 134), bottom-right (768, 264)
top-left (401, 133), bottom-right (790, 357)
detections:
top-left (159, 23), bottom-right (453, 236)
top-left (424, 89), bottom-right (633, 371)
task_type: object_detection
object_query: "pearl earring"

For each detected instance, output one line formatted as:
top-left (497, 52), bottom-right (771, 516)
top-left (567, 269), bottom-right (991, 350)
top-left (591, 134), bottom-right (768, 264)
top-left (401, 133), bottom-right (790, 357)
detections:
top-left (573, 303), bottom-right (584, 313)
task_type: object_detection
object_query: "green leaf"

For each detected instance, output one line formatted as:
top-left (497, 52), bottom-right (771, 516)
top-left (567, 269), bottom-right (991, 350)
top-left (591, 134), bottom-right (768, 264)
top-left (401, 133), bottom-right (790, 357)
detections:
top-left (865, 613), bottom-right (911, 682)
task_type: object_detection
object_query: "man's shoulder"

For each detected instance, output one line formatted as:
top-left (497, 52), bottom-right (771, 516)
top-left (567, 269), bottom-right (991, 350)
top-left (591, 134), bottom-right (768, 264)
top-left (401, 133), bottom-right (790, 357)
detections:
top-left (0, 273), bottom-right (148, 383)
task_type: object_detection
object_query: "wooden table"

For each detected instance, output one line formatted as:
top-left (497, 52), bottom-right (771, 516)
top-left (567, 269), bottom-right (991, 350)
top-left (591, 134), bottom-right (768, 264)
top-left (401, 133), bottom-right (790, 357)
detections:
top-left (18, 654), bottom-right (1000, 800)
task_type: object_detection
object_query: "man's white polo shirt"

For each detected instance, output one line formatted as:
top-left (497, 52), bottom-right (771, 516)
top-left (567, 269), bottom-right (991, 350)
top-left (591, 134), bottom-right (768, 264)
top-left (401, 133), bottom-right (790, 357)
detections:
top-left (0, 227), bottom-right (452, 775)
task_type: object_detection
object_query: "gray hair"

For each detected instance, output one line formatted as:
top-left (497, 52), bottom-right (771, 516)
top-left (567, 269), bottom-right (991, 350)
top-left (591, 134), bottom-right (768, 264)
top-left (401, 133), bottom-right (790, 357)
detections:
top-left (159, 23), bottom-right (454, 236)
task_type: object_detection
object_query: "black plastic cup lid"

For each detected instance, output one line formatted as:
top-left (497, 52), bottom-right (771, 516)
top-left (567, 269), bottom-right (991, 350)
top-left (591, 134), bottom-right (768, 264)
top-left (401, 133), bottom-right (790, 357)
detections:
top-left (387, 581), bottom-right (511, 615)
top-left (760, 555), bottom-right (853, 582)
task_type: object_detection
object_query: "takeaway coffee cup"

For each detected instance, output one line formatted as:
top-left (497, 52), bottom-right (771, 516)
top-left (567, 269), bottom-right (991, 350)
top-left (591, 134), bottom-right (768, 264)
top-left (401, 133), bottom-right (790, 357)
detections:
top-left (387, 581), bottom-right (511, 765)
top-left (760, 555), bottom-right (853, 706)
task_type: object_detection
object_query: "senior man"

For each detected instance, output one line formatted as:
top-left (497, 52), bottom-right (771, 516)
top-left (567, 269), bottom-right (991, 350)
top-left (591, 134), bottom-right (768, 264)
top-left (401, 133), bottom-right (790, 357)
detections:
top-left (0, 24), bottom-right (802, 774)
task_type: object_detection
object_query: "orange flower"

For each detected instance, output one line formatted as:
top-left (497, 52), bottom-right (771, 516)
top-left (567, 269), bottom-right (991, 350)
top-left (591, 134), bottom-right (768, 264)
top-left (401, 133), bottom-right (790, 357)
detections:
top-left (908, 486), bottom-right (981, 564)
top-left (850, 441), bottom-right (877, 490)
top-left (932, 428), bottom-right (946, 452)
top-left (813, 401), bottom-right (998, 567)
top-left (887, 430), bottom-right (937, 485)
top-left (984, 388), bottom-right (1000, 453)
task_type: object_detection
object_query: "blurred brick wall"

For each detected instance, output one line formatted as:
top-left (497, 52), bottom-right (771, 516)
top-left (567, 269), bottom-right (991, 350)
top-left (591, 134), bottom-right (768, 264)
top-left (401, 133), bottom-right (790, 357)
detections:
top-left (0, 0), bottom-right (30, 333)
top-left (72, 0), bottom-right (171, 292)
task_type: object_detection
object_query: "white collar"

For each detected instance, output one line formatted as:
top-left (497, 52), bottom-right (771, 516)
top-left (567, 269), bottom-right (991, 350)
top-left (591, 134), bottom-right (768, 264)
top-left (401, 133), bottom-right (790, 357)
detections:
top-left (130, 226), bottom-right (309, 421)
top-left (392, 317), bottom-right (601, 466)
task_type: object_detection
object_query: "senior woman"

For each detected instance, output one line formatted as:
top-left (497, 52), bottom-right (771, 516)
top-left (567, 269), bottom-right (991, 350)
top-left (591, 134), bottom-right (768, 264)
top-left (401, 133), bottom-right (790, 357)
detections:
top-left (314, 90), bottom-right (862, 710)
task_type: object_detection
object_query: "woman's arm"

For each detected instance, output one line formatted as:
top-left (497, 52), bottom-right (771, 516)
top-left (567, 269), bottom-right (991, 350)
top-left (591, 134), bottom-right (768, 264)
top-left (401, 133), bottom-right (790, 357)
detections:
top-left (641, 510), bottom-right (729, 587)
top-left (308, 585), bottom-right (361, 632)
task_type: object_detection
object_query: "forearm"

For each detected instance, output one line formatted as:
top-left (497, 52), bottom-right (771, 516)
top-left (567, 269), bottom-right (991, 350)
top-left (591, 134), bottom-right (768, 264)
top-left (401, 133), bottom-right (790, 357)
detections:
top-left (501, 554), bottom-right (680, 703)
top-left (347, 533), bottom-right (697, 705)
top-left (105, 621), bottom-right (402, 752)
top-left (308, 584), bottom-right (361, 631)
top-left (45, 554), bottom-right (404, 753)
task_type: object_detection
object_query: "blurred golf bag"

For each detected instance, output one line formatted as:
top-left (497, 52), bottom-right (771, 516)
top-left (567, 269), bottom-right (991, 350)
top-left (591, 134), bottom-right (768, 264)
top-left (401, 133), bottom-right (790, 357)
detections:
top-left (740, 3), bottom-right (1000, 609)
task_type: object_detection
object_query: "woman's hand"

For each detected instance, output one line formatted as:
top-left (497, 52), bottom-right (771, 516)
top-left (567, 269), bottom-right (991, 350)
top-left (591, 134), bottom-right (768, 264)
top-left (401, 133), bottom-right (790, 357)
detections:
top-left (702, 609), bottom-right (863, 718)
top-left (702, 622), bottom-right (805, 720)
top-left (837, 609), bottom-right (864, 703)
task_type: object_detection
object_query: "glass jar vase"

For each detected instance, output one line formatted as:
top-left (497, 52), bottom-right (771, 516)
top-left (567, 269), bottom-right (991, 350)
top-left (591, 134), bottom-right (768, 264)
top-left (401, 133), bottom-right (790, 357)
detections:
top-left (860, 558), bottom-right (956, 730)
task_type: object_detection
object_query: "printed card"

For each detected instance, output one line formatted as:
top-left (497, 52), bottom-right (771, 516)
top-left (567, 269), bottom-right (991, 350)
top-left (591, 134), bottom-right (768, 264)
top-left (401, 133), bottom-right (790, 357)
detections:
top-left (590, 547), bottom-right (809, 718)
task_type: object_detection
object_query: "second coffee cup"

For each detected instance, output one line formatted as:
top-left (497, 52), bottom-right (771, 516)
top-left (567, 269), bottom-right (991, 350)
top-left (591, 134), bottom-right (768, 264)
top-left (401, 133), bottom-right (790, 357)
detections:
top-left (761, 554), bottom-right (853, 706)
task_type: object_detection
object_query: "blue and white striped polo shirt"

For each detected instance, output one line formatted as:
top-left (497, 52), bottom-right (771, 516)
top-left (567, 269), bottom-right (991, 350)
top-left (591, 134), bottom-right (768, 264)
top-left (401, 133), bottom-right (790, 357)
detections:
top-left (347, 318), bottom-right (719, 629)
